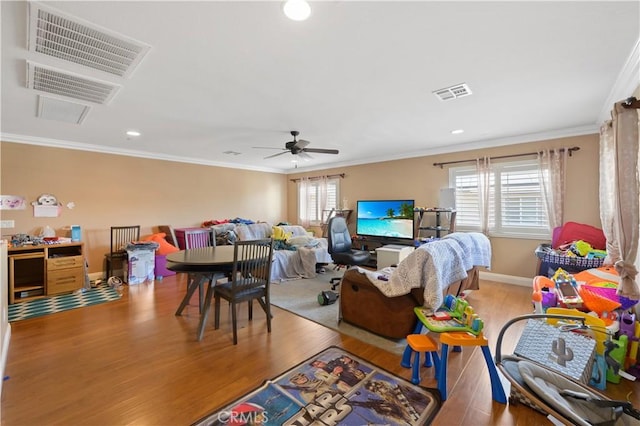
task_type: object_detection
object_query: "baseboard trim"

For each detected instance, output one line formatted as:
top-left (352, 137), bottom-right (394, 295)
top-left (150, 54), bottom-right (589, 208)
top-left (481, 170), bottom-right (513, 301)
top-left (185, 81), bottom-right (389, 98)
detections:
top-left (479, 271), bottom-right (531, 287)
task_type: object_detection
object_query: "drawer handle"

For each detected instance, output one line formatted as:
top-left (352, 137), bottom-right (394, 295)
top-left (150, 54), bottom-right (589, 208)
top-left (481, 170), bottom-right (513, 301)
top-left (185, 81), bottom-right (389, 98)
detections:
top-left (53, 259), bottom-right (76, 265)
top-left (53, 276), bottom-right (76, 284)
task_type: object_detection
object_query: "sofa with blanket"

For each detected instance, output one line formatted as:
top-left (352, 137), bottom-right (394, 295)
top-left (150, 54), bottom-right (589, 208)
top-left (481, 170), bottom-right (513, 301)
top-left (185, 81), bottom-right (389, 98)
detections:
top-left (209, 222), bottom-right (332, 282)
top-left (339, 232), bottom-right (489, 339)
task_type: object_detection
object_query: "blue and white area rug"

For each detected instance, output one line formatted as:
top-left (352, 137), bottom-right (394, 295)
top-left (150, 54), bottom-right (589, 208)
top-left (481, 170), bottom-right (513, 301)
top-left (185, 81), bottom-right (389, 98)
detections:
top-left (8, 285), bottom-right (121, 322)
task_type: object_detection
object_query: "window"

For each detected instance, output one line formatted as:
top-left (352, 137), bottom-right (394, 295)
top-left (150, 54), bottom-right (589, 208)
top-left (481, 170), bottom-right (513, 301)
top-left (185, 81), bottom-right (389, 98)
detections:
top-left (449, 159), bottom-right (548, 238)
top-left (298, 178), bottom-right (340, 225)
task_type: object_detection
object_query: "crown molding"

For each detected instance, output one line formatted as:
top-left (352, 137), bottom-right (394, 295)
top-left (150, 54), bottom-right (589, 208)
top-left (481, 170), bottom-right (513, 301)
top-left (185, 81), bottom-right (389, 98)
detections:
top-left (598, 37), bottom-right (640, 123)
top-left (287, 124), bottom-right (599, 174)
top-left (0, 133), bottom-right (286, 174)
top-left (2, 123), bottom-right (598, 175)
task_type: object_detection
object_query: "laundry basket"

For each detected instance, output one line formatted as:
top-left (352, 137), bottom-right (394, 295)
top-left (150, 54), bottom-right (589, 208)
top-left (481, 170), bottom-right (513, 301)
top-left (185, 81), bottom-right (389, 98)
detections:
top-left (535, 244), bottom-right (605, 276)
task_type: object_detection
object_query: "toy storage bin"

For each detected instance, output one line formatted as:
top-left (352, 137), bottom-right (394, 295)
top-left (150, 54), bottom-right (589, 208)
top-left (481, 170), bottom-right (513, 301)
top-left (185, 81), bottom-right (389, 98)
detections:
top-left (535, 243), bottom-right (604, 276)
top-left (155, 254), bottom-right (176, 277)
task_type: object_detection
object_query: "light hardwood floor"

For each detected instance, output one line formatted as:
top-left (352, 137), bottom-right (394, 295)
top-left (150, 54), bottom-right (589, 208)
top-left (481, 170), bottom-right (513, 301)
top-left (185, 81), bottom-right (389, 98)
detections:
top-left (1, 274), bottom-right (638, 425)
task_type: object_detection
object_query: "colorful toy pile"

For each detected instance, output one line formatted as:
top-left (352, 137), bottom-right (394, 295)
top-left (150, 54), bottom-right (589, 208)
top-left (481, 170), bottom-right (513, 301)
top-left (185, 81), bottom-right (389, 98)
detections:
top-left (531, 266), bottom-right (640, 388)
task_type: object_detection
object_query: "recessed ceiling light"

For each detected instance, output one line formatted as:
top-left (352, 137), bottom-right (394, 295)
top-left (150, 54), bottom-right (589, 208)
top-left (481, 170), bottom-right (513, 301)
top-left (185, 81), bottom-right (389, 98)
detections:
top-left (126, 130), bottom-right (141, 137)
top-left (283, 0), bottom-right (311, 21)
top-left (451, 129), bottom-right (464, 135)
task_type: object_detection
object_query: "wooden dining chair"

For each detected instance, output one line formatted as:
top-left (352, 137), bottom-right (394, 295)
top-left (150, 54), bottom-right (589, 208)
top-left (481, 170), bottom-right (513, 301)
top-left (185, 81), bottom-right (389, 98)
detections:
top-left (105, 225), bottom-right (140, 281)
top-left (212, 238), bottom-right (274, 344)
top-left (183, 228), bottom-right (216, 312)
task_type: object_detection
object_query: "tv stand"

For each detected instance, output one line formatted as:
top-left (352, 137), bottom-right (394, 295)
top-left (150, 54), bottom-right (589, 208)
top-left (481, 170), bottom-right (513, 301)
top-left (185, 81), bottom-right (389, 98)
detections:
top-left (351, 236), bottom-right (415, 269)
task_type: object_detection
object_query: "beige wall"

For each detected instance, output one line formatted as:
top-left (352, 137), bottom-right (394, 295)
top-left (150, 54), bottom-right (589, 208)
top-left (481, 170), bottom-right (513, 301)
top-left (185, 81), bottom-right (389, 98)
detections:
top-left (0, 142), bottom-right (287, 274)
top-left (1, 133), bottom-right (600, 279)
top-left (288, 134), bottom-right (601, 278)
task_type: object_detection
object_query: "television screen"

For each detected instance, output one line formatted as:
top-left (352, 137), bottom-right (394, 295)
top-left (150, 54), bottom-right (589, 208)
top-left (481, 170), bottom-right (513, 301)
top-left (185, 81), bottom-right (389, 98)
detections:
top-left (356, 199), bottom-right (415, 240)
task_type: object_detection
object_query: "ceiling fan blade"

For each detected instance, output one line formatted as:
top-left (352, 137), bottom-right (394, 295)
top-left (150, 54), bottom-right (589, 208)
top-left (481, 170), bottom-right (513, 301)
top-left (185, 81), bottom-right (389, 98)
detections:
top-left (303, 148), bottom-right (339, 155)
top-left (294, 139), bottom-right (310, 149)
top-left (253, 146), bottom-right (286, 150)
top-left (298, 151), bottom-right (313, 161)
top-left (264, 151), bottom-right (289, 159)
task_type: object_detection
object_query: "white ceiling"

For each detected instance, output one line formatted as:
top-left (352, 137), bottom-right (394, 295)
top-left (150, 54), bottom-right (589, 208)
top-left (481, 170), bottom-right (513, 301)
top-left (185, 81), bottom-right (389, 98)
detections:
top-left (2, 1), bottom-right (639, 174)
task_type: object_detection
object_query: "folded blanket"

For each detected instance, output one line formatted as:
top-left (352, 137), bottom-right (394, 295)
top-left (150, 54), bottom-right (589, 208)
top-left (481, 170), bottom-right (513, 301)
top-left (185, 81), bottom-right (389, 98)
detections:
top-left (360, 233), bottom-right (491, 314)
top-left (443, 232), bottom-right (491, 270)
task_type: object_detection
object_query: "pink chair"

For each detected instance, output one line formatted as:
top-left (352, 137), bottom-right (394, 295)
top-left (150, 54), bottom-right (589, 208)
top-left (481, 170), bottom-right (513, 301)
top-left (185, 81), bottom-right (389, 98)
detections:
top-left (183, 228), bottom-right (215, 312)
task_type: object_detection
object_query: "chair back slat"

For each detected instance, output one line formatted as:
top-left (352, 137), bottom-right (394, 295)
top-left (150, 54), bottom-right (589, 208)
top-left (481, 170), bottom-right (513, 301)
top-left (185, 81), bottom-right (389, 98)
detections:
top-left (184, 229), bottom-right (215, 249)
top-left (110, 226), bottom-right (141, 253)
top-left (230, 238), bottom-right (274, 295)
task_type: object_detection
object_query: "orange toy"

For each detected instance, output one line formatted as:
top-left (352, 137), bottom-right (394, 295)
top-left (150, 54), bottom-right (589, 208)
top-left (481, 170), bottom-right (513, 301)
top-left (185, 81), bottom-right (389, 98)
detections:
top-left (532, 275), bottom-right (555, 313)
top-left (578, 286), bottom-right (620, 324)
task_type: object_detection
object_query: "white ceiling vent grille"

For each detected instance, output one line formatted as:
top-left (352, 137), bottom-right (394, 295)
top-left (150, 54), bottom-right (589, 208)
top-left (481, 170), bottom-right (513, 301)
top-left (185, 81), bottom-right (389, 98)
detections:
top-left (28, 2), bottom-right (150, 78)
top-left (27, 61), bottom-right (121, 105)
top-left (433, 83), bottom-right (473, 101)
top-left (37, 95), bottom-right (91, 124)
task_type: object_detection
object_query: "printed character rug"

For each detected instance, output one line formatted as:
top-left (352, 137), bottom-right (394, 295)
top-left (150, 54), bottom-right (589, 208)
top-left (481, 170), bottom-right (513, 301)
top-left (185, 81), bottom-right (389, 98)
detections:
top-left (193, 346), bottom-right (442, 426)
top-left (8, 285), bottom-right (122, 322)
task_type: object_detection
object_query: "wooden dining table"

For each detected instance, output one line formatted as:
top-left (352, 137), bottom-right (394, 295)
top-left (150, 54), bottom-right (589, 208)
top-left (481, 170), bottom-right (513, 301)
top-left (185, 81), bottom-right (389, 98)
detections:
top-left (167, 246), bottom-right (239, 341)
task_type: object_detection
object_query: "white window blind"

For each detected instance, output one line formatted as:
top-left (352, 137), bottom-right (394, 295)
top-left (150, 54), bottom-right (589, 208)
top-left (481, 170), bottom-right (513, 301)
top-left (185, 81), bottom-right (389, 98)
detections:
top-left (299, 178), bottom-right (339, 225)
top-left (449, 159), bottom-right (548, 238)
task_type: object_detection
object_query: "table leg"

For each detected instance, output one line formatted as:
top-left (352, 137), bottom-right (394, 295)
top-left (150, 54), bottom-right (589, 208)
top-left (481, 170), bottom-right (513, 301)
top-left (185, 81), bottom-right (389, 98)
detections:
top-left (175, 274), bottom-right (208, 316)
top-left (197, 277), bottom-right (215, 341)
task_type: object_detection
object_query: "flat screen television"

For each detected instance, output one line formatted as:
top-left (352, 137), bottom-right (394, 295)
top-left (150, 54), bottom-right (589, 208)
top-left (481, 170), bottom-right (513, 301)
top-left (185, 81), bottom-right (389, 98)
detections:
top-left (356, 199), bottom-right (415, 241)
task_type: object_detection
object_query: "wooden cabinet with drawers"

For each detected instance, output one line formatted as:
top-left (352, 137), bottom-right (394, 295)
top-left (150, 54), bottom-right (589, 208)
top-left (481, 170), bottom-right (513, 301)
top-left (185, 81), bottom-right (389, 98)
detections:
top-left (8, 242), bottom-right (84, 303)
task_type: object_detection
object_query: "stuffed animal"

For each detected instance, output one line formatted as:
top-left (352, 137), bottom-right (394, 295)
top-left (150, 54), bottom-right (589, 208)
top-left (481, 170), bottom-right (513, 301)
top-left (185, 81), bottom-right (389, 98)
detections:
top-left (272, 226), bottom-right (292, 242)
top-left (34, 193), bottom-right (60, 206)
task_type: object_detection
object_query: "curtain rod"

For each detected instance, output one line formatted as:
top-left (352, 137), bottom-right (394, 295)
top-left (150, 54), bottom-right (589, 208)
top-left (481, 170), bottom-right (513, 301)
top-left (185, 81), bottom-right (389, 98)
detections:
top-left (622, 96), bottom-right (640, 109)
top-left (433, 146), bottom-right (580, 168)
top-left (290, 173), bottom-right (345, 182)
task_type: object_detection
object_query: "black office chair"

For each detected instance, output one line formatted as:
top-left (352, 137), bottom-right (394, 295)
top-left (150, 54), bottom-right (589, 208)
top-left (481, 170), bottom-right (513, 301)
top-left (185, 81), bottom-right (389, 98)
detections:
top-left (327, 216), bottom-right (371, 290)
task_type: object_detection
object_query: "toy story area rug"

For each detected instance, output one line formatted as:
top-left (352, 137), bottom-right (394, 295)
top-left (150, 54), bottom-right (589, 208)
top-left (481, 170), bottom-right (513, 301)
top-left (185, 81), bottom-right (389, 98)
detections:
top-left (193, 346), bottom-right (442, 426)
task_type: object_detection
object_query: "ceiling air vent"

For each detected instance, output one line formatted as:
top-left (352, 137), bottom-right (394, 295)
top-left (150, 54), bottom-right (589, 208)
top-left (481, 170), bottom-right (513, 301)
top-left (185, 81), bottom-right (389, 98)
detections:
top-left (37, 95), bottom-right (91, 124)
top-left (27, 61), bottom-right (121, 105)
top-left (28, 2), bottom-right (151, 78)
top-left (433, 83), bottom-right (472, 101)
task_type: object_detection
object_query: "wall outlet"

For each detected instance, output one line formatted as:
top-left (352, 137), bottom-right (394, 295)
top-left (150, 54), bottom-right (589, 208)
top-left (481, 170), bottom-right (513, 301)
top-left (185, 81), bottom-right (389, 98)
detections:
top-left (0, 220), bottom-right (15, 228)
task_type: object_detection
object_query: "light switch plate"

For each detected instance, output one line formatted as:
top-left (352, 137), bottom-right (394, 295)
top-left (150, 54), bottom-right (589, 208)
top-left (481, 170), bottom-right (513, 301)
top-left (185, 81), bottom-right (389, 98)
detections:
top-left (0, 220), bottom-right (15, 228)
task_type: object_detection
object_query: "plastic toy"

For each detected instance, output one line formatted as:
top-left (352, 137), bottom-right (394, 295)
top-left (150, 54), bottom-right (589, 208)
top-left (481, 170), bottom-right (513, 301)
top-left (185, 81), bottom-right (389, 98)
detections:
top-left (578, 286), bottom-right (620, 323)
top-left (605, 335), bottom-right (629, 384)
top-left (553, 268), bottom-right (583, 309)
top-left (619, 312), bottom-right (640, 368)
top-left (440, 294), bottom-right (469, 319)
top-left (532, 275), bottom-right (556, 313)
top-left (414, 305), bottom-right (483, 335)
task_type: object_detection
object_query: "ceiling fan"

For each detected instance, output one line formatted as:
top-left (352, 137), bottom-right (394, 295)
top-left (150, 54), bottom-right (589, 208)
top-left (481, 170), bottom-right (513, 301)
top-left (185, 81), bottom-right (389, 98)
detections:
top-left (254, 131), bottom-right (339, 160)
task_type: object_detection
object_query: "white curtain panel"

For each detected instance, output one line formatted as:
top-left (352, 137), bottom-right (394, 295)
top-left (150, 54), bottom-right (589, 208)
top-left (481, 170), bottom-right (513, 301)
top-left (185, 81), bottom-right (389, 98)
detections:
top-left (318, 176), bottom-right (329, 215)
top-left (298, 177), bottom-right (310, 228)
top-left (476, 156), bottom-right (491, 235)
top-left (538, 148), bottom-right (567, 232)
top-left (599, 101), bottom-right (640, 299)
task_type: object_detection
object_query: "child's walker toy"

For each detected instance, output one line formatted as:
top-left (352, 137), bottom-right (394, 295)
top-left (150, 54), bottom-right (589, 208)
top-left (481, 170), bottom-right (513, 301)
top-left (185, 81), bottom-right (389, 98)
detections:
top-left (553, 268), bottom-right (583, 309)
